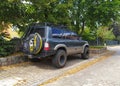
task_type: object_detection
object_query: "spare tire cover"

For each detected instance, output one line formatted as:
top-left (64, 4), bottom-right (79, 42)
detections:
top-left (25, 33), bottom-right (42, 54)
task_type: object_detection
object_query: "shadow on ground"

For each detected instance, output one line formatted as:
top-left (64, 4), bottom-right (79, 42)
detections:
top-left (26, 54), bottom-right (93, 70)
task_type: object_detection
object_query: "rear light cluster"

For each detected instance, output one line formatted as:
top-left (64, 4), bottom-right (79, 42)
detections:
top-left (44, 42), bottom-right (50, 51)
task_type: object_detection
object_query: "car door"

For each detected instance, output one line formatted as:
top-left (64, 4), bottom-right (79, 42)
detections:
top-left (69, 32), bottom-right (82, 54)
top-left (63, 30), bottom-right (77, 55)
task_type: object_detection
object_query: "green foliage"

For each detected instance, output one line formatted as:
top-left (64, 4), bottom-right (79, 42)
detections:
top-left (0, 0), bottom-right (74, 32)
top-left (0, 0), bottom-right (120, 56)
top-left (112, 24), bottom-right (120, 38)
top-left (0, 0), bottom-right (120, 33)
top-left (71, 0), bottom-right (120, 35)
top-left (116, 36), bottom-right (120, 41)
top-left (0, 37), bottom-right (15, 57)
top-left (97, 26), bottom-right (115, 42)
top-left (0, 0), bottom-right (26, 24)
top-left (27, 0), bottom-right (73, 24)
top-left (82, 27), bottom-right (96, 41)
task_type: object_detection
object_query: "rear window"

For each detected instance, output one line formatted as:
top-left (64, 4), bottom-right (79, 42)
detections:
top-left (30, 28), bottom-right (45, 37)
top-left (23, 27), bottom-right (45, 38)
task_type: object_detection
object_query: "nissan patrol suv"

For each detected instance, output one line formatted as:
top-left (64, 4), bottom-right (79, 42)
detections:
top-left (22, 23), bottom-right (89, 68)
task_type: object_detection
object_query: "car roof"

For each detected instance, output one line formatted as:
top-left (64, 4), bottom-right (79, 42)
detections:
top-left (29, 23), bottom-right (76, 33)
top-left (30, 22), bottom-right (67, 28)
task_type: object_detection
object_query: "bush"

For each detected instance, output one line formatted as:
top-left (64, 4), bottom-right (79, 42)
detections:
top-left (0, 37), bottom-right (15, 57)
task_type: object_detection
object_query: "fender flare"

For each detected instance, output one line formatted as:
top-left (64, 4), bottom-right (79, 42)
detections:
top-left (54, 44), bottom-right (67, 52)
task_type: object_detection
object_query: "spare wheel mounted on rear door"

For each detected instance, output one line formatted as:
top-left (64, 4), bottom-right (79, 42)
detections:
top-left (24, 33), bottom-right (43, 54)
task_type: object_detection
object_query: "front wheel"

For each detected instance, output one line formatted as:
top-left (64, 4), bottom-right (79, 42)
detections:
top-left (52, 50), bottom-right (67, 68)
top-left (81, 47), bottom-right (89, 59)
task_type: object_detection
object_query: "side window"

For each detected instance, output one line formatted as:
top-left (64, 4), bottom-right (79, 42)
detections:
top-left (71, 32), bottom-right (79, 40)
top-left (63, 30), bottom-right (79, 40)
top-left (63, 30), bottom-right (71, 39)
top-left (52, 28), bottom-right (63, 38)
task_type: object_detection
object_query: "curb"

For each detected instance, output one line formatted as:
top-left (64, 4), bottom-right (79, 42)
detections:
top-left (0, 53), bottom-right (28, 66)
top-left (90, 47), bottom-right (107, 54)
top-left (0, 48), bottom-right (107, 67)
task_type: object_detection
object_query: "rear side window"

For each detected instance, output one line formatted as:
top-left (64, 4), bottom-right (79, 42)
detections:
top-left (52, 28), bottom-right (63, 38)
top-left (51, 27), bottom-right (79, 40)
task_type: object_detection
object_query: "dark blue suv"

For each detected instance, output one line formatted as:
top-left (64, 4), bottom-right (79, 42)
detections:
top-left (22, 23), bottom-right (89, 68)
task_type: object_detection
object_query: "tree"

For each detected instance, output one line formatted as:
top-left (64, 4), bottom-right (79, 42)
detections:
top-left (97, 26), bottom-right (115, 43)
top-left (0, 0), bottom-right (74, 32)
top-left (0, 0), bottom-right (27, 24)
top-left (0, 0), bottom-right (30, 34)
top-left (82, 27), bottom-right (96, 41)
top-left (0, 0), bottom-right (120, 38)
top-left (112, 23), bottom-right (120, 38)
top-left (71, 0), bottom-right (120, 35)
top-left (25, 0), bottom-right (73, 25)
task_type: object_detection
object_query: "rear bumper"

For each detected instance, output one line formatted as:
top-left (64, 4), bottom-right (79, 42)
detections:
top-left (26, 51), bottom-right (55, 59)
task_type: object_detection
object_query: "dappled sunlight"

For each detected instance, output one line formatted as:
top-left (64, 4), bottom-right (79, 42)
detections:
top-left (7, 28), bottom-right (20, 39)
top-left (1, 23), bottom-right (20, 40)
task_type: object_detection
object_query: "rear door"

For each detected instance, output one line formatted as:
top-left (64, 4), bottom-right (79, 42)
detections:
top-left (69, 32), bottom-right (82, 54)
top-left (62, 30), bottom-right (73, 55)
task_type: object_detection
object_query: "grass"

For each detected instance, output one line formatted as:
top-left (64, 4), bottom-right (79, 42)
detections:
top-left (90, 46), bottom-right (106, 49)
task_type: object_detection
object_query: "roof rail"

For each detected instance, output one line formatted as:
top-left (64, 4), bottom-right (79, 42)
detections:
top-left (45, 22), bottom-right (67, 28)
top-left (29, 22), bottom-right (67, 28)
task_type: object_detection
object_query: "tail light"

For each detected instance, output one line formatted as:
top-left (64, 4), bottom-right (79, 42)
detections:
top-left (44, 42), bottom-right (50, 51)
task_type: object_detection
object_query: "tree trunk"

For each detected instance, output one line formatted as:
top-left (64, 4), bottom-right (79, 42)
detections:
top-left (80, 20), bottom-right (85, 35)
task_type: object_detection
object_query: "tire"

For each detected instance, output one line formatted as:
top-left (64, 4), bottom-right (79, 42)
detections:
top-left (81, 47), bottom-right (89, 59)
top-left (24, 34), bottom-right (34, 53)
top-left (23, 33), bottom-right (42, 54)
top-left (52, 50), bottom-right (67, 68)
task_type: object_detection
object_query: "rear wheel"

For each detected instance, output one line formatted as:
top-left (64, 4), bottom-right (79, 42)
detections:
top-left (81, 47), bottom-right (89, 59)
top-left (52, 50), bottom-right (67, 68)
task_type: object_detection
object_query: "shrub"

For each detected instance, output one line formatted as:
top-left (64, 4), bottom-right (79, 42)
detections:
top-left (0, 37), bottom-right (15, 57)
top-left (90, 46), bottom-right (105, 49)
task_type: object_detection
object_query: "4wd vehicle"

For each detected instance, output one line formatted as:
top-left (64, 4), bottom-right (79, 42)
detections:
top-left (22, 23), bottom-right (89, 68)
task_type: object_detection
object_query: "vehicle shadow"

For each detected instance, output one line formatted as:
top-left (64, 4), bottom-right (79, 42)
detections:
top-left (27, 54), bottom-right (92, 70)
